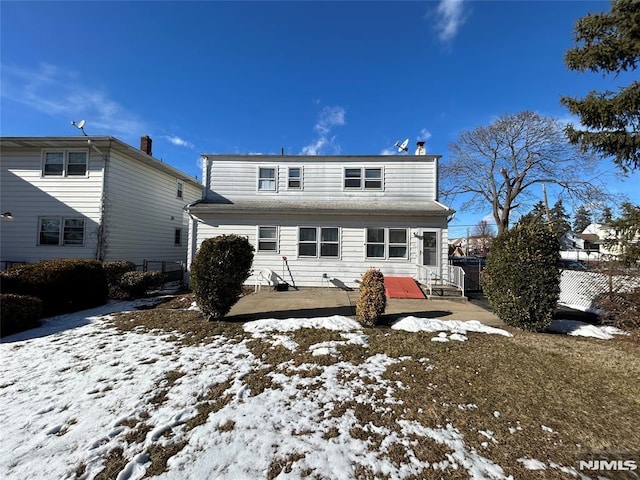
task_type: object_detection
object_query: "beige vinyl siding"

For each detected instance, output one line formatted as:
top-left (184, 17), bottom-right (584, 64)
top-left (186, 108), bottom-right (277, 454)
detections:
top-left (103, 153), bottom-right (200, 265)
top-left (0, 149), bottom-right (104, 263)
top-left (191, 213), bottom-right (448, 288)
top-left (205, 156), bottom-right (438, 202)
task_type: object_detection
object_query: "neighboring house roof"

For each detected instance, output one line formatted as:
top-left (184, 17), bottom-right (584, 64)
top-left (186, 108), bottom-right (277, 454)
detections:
top-left (579, 233), bottom-right (600, 243)
top-left (0, 136), bottom-right (201, 188)
top-left (188, 199), bottom-right (453, 217)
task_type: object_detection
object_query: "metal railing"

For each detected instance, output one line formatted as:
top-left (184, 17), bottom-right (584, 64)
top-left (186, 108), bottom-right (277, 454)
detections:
top-left (415, 265), bottom-right (465, 296)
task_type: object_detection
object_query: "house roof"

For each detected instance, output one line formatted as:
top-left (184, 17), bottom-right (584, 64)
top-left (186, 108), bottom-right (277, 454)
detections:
top-left (187, 199), bottom-right (454, 217)
top-left (579, 233), bottom-right (600, 243)
top-left (201, 153), bottom-right (442, 163)
top-left (0, 136), bottom-right (201, 187)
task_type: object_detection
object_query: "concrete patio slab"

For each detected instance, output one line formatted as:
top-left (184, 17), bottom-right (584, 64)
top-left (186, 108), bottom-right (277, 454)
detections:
top-left (227, 287), bottom-right (503, 327)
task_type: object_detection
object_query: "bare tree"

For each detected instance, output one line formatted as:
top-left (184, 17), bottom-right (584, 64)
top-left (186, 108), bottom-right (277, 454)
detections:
top-left (441, 111), bottom-right (606, 234)
top-left (471, 219), bottom-right (495, 256)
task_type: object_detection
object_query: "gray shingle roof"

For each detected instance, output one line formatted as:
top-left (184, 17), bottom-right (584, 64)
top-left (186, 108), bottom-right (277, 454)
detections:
top-left (188, 199), bottom-right (453, 217)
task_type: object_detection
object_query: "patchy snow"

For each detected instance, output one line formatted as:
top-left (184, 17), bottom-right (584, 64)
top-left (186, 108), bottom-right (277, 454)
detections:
top-left (392, 317), bottom-right (512, 337)
top-left (2, 304), bottom-right (622, 480)
top-left (517, 458), bottom-right (547, 470)
top-left (1, 308), bottom-right (522, 480)
top-left (546, 319), bottom-right (627, 340)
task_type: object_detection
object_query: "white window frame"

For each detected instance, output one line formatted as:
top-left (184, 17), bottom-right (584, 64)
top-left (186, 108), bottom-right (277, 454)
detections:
top-left (42, 149), bottom-right (89, 177)
top-left (287, 166), bottom-right (303, 190)
top-left (365, 227), bottom-right (409, 260)
top-left (343, 167), bottom-right (383, 190)
top-left (257, 226), bottom-right (279, 252)
top-left (257, 166), bottom-right (278, 192)
top-left (298, 226), bottom-right (340, 259)
top-left (176, 180), bottom-right (184, 199)
top-left (38, 217), bottom-right (86, 246)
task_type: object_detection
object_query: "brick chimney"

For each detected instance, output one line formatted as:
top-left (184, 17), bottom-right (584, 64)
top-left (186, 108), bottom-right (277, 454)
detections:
top-left (140, 135), bottom-right (152, 156)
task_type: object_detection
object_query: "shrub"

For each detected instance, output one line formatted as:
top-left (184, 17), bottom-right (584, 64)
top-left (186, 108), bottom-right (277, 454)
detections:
top-left (103, 261), bottom-right (137, 286)
top-left (482, 223), bottom-right (560, 332)
top-left (0, 259), bottom-right (108, 316)
top-left (190, 235), bottom-right (254, 320)
top-left (110, 271), bottom-right (165, 299)
top-left (356, 268), bottom-right (387, 326)
top-left (595, 287), bottom-right (640, 341)
top-left (0, 294), bottom-right (43, 337)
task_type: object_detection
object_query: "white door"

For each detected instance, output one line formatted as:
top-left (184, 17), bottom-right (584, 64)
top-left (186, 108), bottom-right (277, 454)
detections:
top-left (421, 230), bottom-right (439, 269)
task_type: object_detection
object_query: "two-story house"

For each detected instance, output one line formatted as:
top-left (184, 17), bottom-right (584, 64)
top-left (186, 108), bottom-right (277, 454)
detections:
top-left (186, 148), bottom-right (454, 288)
top-left (0, 136), bottom-right (201, 269)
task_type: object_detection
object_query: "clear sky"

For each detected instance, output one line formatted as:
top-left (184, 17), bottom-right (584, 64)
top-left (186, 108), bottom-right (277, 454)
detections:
top-left (1, 0), bottom-right (637, 239)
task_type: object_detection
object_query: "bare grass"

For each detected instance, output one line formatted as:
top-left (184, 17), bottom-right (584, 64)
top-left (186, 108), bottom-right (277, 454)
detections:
top-left (104, 297), bottom-right (640, 478)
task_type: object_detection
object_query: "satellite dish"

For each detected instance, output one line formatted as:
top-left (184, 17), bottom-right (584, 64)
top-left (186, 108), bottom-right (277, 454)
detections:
top-left (394, 138), bottom-right (409, 153)
top-left (71, 119), bottom-right (88, 136)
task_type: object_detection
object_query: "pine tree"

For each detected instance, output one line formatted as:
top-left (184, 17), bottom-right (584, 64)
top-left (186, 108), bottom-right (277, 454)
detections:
top-left (550, 199), bottom-right (572, 237)
top-left (560, 0), bottom-right (640, 172)
top-left (606, 202), bottom-right (640, 265)
top-left (573, 205), bottom-right (592, 233)
top-left (600, 206), bottom-right (614, 224)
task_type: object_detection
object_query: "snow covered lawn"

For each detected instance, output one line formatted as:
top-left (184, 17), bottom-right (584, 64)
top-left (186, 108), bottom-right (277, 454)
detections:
top-left (1, 297), bottom-right (638, 479)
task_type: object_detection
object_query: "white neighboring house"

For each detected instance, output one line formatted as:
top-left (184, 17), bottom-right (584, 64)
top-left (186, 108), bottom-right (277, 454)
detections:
top-left (186, 147), bottom-right (454, 288)
top-left (0, 136), bottom-right (201, 269)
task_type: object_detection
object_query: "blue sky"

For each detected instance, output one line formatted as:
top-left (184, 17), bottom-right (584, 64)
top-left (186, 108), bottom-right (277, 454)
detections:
top-left (1, 0), bottom-right (637, 238)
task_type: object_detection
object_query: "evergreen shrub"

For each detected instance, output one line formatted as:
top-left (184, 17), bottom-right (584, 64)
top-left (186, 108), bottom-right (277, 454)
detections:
top-left (356, 268), bottom-right (387, 327)
top-left (111, 271), bottom-right (165, 299)
top-left (190, 235), bottom-right (254, 320)
top-left (482, 224), bottom-right (560, 331)
top-left (0, 294), bottom-right (43, 337)
top-left (103, 261), bottom-right (137, 287)
top-left (0, 259), bottom-right (108, 316)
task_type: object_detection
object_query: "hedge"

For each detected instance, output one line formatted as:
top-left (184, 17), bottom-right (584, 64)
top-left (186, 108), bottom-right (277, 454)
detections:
top-left (1, 294), bottom-right (43, 337)
top-left (0, 259), bottom-right (108, 316)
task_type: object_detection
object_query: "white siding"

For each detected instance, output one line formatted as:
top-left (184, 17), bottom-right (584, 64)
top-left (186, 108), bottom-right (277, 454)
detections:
top-left (191, 212), bottom-right (449, 288)
top-left (104, 153), bottom-right (201, 266)
top-left (204, 156), bottom-right (438, 202)
top-left (0, 148), bottom-right (104, 264)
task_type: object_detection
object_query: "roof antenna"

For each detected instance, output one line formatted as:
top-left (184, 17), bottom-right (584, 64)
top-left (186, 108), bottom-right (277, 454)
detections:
top-left (394, 138), bottom-right (409, 154)
top-left (71, 119), bottom-right (88, 136)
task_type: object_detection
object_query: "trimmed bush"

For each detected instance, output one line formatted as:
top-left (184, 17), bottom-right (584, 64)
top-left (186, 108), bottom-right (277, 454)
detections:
top-left (356, 268), bottom-right (387, 326)
top-left (190, 235), bottom-right (254, 320)
top-left (110, 271), bottom-right (165, 299)
top-left (0, 294), bottom-right (43, 337)
top-left (482, 223), bottom-right (560, 332)
top-left (103, 261), bottom-right (137, 286)
top-left (0, 259), bottom-right (108, 316)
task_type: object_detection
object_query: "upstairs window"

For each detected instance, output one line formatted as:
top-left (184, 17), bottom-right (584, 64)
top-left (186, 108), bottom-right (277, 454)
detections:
top-left (344, 168), bottom-right (362, 188)
top-left (344, 167), bottom-right (382, 190)
top-left (258, 167), bottom-right (277, 191)
top-left (43, 150), bottom-right (88, 177)
top-left (176, 180), bottom-right (184, 199)
top-left (288, 167), bottom-right (302, 189)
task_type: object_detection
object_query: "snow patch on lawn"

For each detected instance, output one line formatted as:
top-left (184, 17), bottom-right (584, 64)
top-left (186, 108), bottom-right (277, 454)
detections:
top-left (546, 319), bottom-right (627, 340)
top-left (392, 317), bottom-right (512, 337)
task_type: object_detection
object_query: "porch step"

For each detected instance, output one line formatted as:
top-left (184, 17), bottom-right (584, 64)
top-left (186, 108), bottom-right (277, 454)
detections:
top-left (420, 283), bottom-right (466, 300)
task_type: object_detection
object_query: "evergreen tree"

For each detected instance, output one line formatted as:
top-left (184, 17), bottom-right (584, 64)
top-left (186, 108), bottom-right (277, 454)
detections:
top-left (606, 202), bottom-right (640, 265)
top-left (573, 205), bottom-right (592, 233)
top-left (560, 0), bottom-right (640, 172)
top-left (550, 199), bottom-right (572, 237)
top-left (600, 206), bottom-right (614, 224)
